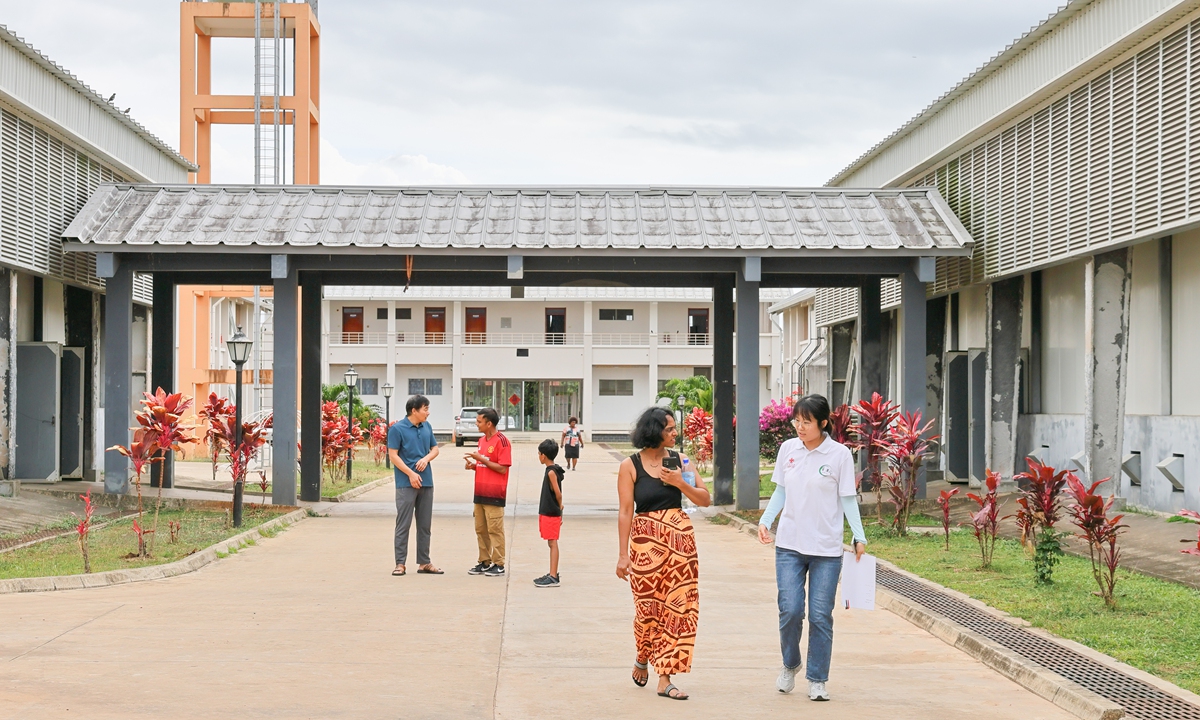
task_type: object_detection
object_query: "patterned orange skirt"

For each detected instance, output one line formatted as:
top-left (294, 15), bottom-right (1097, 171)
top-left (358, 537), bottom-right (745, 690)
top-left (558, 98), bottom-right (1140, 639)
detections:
top-left (629, 508), bottom-right (699, 676)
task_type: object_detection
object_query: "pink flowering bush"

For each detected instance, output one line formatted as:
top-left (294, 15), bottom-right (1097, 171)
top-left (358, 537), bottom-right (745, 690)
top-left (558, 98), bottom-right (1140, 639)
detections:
top-left (759, 395), bottom-right (797, 461)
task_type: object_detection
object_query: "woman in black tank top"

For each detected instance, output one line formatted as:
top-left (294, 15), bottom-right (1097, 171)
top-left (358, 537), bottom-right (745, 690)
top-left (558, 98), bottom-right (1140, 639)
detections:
top-left (615, 406), bottom-right (712, 701)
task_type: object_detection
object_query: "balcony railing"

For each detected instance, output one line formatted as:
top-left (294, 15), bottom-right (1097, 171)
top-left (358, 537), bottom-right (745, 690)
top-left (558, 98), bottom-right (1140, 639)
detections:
top-left (326, 332), bottom-right (735, 347)
top-left (658, 332), bottom-right (711, 346)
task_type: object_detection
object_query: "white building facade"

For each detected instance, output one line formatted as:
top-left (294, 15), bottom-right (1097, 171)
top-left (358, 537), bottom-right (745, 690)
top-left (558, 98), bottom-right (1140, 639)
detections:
top-left (818, 0), bottom-right (1200, 513)
top-left (321, 286), bottom-right (790, 439)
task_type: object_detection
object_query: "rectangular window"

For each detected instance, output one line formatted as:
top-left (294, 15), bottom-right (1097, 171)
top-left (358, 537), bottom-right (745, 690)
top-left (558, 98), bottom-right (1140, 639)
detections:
top-left (599, 308), bottom-right (634, 321)
top-left (693, 366), bottom-right (712, 380)
top-left (500, 317), bottom-right (513, 328)
top-left (599, 379), bottom-right (634, 396)
top-left (397, 308), bottom-right (412, 320)
top-left (359, 378), bottom-right (379, 395)
top-left (376, 308), bottom-right (388, 320)
top-left (657, 379), bottom-right (668, 392)
top-left (407, 378), bottom-right (443, 396)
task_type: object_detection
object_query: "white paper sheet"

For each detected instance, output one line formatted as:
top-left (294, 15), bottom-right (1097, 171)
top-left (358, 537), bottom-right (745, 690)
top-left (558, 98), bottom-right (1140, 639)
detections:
top-left (841, 551), bottom-right (876, 611)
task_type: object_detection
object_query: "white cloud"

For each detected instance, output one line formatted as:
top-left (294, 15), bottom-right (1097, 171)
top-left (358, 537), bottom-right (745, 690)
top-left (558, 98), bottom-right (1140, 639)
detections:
top-left (320, 140), bottom-right (470, 185)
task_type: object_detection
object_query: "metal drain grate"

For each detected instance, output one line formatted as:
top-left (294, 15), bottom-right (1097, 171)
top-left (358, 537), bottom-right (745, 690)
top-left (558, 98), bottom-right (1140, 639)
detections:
top-left (877, 567), bottom-right (1200, 720)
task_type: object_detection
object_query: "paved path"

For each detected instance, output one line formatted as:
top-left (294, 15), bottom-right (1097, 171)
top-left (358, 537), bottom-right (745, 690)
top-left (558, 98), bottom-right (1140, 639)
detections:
top-left (1, 445), bottom-right (1075, 719)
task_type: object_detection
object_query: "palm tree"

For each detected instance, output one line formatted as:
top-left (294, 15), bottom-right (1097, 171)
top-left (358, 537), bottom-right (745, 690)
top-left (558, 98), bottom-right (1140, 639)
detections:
top-left (656, 376), bottom-right (713, 413)
top-left (321, 383), bottom-right (382, 428)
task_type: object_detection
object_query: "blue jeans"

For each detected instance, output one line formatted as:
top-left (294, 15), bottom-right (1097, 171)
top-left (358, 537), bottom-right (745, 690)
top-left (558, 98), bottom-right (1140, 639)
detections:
top-left (776, 547), bottom-right (842, 682)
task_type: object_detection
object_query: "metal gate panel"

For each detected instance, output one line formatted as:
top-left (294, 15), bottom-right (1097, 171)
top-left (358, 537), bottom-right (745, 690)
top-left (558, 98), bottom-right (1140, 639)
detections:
top-left (60, 346), bottom-right (85, 478)
top-left (16, 342), bottom-right (61, 482)
top-left (968, 348), bottom-right (987, 485)
top-left (944, 351), bottom-right (968, 482)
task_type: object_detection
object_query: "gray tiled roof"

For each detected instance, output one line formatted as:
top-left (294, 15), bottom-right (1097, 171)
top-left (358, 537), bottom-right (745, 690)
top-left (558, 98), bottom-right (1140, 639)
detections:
top-left (62, 184), bottom-right (974, 255)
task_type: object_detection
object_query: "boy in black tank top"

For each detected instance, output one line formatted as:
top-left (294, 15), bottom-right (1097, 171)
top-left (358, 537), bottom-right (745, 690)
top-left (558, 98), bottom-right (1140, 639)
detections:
top-left (535, 439), bottom-right (565, 588)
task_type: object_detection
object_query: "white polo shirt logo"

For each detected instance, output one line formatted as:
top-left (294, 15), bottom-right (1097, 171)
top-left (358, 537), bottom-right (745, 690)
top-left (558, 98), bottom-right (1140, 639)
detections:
top-left (818, 464), bottom-right (832, 477)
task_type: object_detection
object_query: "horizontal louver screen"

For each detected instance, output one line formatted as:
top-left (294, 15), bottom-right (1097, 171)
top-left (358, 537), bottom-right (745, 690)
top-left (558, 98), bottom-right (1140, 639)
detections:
top-left (814, 279), bottom-right (901, 327)
top-left (0, 104), bottom-right (132, 297)
top-left (911, 19), bottom-right (1200, 295)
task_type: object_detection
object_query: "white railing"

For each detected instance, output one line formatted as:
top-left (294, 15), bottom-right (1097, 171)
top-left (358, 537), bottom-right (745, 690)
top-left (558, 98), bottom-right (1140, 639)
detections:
top-left (462, 332), bottom-right (584, 346)
top-left (658, 332), bottom-right (711, 346)
top-left (396, 332), bottom-right (448, 345)
top-left (327, 331), bottom-right (722, 347)
top-left (593, 333), bottom-right (651, 346)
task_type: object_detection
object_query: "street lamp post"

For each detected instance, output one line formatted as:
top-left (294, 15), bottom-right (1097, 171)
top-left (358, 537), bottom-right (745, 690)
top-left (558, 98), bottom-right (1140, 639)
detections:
top-left (344, 365), bottom-right (359, 483)
top-left (676, 395), bottom-right (686, 449)
top-left (226, 327), bottom-right (253, 528)
top-left (382, 382), bottom-right (394, 469)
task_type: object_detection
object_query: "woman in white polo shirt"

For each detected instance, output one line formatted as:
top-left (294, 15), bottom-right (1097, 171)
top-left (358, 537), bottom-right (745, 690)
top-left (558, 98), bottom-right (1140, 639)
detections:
top-left (758, 394), bottom-right (866, 702)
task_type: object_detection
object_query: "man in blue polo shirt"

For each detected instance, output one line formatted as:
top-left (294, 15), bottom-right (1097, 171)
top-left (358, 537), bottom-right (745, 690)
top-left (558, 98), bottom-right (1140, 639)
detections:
top-left (388, 394), bottom-right (442, 576)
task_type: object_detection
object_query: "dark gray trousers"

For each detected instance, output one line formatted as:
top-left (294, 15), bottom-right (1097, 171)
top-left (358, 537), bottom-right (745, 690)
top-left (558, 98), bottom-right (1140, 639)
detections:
top-left (395, 485), bottom-right (433, 566)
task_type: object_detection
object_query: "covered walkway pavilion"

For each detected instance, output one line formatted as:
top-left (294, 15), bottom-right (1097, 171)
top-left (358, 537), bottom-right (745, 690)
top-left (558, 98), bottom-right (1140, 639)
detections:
top-left (62, 184), bottom-right (973, 508)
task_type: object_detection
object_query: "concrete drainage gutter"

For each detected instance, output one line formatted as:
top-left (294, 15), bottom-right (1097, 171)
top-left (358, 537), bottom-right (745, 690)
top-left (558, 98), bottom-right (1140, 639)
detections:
top-left (0, 508), bottom-right (308, 594)
top-left (713, 509), bottom-right (1200, 720)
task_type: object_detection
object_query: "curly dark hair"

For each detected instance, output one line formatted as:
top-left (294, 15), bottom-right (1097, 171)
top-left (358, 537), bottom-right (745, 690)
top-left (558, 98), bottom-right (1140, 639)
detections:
top-left (630, 406), bottom-right (674, 449)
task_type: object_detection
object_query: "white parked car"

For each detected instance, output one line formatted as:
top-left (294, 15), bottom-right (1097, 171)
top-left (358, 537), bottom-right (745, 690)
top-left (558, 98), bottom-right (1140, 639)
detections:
top-left (454, 407), bottom-right (518, 446)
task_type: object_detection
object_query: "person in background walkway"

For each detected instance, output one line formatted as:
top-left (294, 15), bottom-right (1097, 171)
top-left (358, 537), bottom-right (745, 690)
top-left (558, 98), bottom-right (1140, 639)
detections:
top-left (616, 406), bottom-right (711, 701)
top-left (758, 394), bottom-right (866, 702)
top-left (465, 407), bottom-right (511, 578)
top-left (388, 394), bottom-right (442, 577)
top-left (561, 417), bottom-right (583, 471)
top-left (534, 439), bottom-right (565, 588)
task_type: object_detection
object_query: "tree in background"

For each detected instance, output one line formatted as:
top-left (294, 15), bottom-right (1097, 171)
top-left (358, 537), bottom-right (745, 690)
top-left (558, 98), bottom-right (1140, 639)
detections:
top-left (322, 383), bottom-right (381, 430)
top-left (656, 375), bottom-right (713, 413)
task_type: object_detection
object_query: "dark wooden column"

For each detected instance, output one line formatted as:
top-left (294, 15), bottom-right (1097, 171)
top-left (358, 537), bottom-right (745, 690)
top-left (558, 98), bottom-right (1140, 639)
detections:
top-left (858, 277), bottom-right (884, 402)
top-left (150, 273), bottom-right (175, 488)
top-left (711, 274), bottom-right (734, 505)
top-left (300, 271), bottom-right (323, 502)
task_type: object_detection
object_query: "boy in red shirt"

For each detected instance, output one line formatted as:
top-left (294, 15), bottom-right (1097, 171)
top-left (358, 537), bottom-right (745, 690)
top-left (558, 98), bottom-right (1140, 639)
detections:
top-left (464, 407), bottom-right (512, 577)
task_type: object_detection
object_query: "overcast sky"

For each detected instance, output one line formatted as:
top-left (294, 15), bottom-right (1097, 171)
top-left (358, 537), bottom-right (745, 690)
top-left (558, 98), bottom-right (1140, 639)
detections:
top-left (1, 0), bottom-right (1064, 186)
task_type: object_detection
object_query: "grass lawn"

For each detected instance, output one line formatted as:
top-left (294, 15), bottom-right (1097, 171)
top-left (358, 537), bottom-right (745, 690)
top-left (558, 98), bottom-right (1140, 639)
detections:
top-left (243, 452), bottom-right (392, 500)
top-left (857, 522), bottom-right (1200, 695)
top-left (0, 506), bottom-right (289, 580)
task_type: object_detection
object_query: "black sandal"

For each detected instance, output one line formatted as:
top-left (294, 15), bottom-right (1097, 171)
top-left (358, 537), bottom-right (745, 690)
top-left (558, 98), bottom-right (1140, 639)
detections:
top-left (632, 660), bottom-right (648, 687)
top-left (657, 683), bottom-right (688, 700)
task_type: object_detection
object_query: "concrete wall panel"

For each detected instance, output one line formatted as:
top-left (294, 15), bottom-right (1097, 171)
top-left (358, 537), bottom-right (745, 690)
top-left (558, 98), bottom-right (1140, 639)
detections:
top-left (1041, 260), bottom-right (1086, 414)
top-left (1127, 240), bottom-right (1164, 415)
top-left (1172, 229), bottom-right (1200, 414)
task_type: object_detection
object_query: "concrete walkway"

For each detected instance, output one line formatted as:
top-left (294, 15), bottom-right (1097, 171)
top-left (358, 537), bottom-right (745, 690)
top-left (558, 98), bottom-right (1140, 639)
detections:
top-left (1, 445), bottom-right (1075, 719)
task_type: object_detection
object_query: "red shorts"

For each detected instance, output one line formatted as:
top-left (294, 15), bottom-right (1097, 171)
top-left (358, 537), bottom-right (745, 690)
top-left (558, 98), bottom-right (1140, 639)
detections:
top-left (539, 514), bottom-right (562, 541)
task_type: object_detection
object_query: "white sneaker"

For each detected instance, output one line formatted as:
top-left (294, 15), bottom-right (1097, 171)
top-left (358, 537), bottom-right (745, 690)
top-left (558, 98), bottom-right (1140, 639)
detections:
top-left (776, 665), bottom-right (799, 693)
top-left (808, 681), bottom-right (830, 701)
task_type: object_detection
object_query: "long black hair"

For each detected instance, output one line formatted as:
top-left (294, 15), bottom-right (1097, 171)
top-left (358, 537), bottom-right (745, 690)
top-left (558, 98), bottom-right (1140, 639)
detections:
top-left (791, 393), bottom-right (832, 433)
top-left (630, 406), bottom-right (674, 449)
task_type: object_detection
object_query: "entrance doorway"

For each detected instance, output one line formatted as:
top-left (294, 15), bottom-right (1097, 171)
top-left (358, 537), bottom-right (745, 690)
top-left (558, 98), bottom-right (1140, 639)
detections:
top-left (465, 307), bottom-right (487, 344)
top-left (688, 308), bottom-right (709, 345)
top-left (545, 308), bottom-right (565, 344)
top-left (424, 307), bottom-right (446, 344)
top-left (342, 306), bottom-right (364, 343)
top-left (462, 379), bottom-right (581, 431)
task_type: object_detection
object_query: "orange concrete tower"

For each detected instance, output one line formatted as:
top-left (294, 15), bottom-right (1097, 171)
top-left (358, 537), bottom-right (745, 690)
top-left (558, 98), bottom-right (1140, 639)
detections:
top-left (180, 1), bottom-right (320, 184)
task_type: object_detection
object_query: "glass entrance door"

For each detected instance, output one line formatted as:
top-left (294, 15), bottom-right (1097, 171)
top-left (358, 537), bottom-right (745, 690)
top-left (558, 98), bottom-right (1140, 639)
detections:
top-left (502, 380), bottom-right (523, 431)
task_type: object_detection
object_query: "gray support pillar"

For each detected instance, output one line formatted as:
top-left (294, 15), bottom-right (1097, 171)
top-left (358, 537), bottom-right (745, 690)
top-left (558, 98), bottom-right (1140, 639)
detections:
top-left (300, 273), bottom-right (323, 502)
top-left (735, 261), bottom-right (760, 511)
top-left (0, 270), bottom-right (12, 482)
top-left (901, 268), bottom-right (929, 498)
top-left (103, 259), bottom-right (134, 494)
top-left (925, 295), bottom-right (947, 438)
top-left (1085, 249), bottom-right (1133, 496)
top-left (1158, 237), bottom-right (1172, 415)
top-left (712, 275), bottom-right (734, 505)
top-left (987, 276), bottom-right (1024, 482)
top-left (272, 259), bottom-right (298, 505)
top-left (858, 278), bottom-right (883, 402)
top-left (150, 274), bottom-right (175, 489)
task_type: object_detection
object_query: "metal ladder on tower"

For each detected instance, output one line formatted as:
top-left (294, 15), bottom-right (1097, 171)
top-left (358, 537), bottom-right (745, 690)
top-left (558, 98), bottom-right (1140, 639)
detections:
top-left (254, 0), bottom-right (284, 184)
